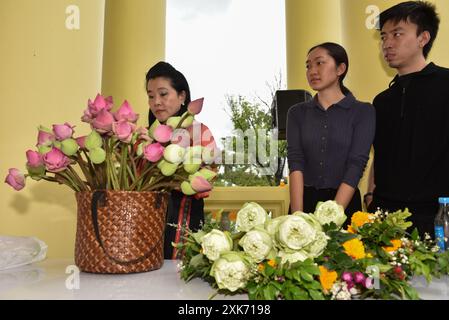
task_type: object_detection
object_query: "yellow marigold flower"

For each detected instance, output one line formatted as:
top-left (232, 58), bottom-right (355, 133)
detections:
top-left (351, 211), bottom-right (374, 228)
top-left (367, 253), bottom-right (373, 258)
top-left (343, 238), bottom-right (366, 259)
top-left (383, 239), bottom-right (402, 253)
top-left (347, 225), bottom-right (356, 234)
top-left (258, 263), bottom-right (265, 272)
top-left (319, 266), bottom-right (338, 291)
top-left (267, 259), bottom-right (277, 268)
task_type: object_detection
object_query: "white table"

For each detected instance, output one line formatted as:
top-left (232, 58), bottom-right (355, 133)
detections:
top-left (0, 259), bottom-right (448, 300)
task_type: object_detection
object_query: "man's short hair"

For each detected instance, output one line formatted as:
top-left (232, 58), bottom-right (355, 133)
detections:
top-left (379, 1), bottom-right (440, 58)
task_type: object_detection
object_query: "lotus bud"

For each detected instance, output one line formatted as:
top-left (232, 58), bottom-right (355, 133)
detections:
top-left (61, 138), bottom-right (79, 156)
top-left (190, 175), bottom-right (212, 193)
top-left (183, 146), bottom-right (202, 165)
top-left (163, 144), bottom-right (186, 164)
top-left (198, 168), bottom-right (217, 181)
top-left (26, 164), bottom-right (45, 180)
top-left (38, 145), bottom-right (52, 154)
top-left (89, 147), bottom-right (106, 164)
top-left (148, 119), bottom-right (161, 139)
top-left (76, 136), bottom-right (87, 149)
top-left (202, 145), bottom-right (220, 164)
top-left (180, 112), bottom-right (194, 128)
top-left (113, 100), bottom-right (139, 123)
top-left (26, 150), bottom-right (44, 168)
top-left (183, 163), bottom-right (201, 174)
top-left (36, 125), bottom-right (55, 147)
top-left (43, 147), bottom-right (71, 173)
top-left (143, 142), bottom-right (164, 162)
top-left (181, 181), bottom-right (196, 195)
top-left (158, 160), bottom-right (178, 177)
top-left (4, 168), bottom-right (26, 191)
top-left (153, 124), bottom-right (173, 143)
top-left (166, 116), bottom-right (181, 129)
top-left (52, 123), bottom-right (74, 141)
top-left (171, 128), bottom-right (190, 148)
top-left (85, 130), bottom-right (103, 150)
top-left (187, 98), bottom-right (204, 115)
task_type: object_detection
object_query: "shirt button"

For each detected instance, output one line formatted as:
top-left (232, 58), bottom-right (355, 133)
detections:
top-left (321, 149), bottom-right (325, 153)
top-left (321, 137), bottom-right (326, 141)
top-left (324, 125), bottom-right (328, 129)
top-left (320, 162), bottom-right (323, 166)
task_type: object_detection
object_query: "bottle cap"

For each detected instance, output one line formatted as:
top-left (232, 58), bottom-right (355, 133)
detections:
top-left (438, 197), bottom-right (449, 204)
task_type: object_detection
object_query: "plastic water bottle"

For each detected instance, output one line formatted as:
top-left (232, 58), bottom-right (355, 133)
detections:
top-left (434, 197), bottom-right (449, 252)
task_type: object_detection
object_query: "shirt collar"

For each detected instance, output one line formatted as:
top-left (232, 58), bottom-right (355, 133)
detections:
top-left (311, 93), bottom-right (355, 110)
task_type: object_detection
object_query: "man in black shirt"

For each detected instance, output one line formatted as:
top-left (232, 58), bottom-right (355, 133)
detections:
top-left (366, 1), bottom-right (449, 236)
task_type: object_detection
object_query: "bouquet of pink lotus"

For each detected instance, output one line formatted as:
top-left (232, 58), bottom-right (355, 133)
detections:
top-left (5, 94), bottom-right (219, 195)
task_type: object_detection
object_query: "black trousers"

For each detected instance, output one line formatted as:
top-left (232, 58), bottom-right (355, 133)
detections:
top-left (368, 195), bottom-right (438, 237)
top-left (290, 186), bottom-right (362, 227)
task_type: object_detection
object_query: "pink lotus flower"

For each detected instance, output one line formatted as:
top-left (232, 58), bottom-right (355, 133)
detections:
top-left (52, 123), bottom-right (74, 141)
top-left (88, 94), bottom-right (113, 115)
top-left (114, 100), bottom-right (139, 123)
top-left (188, 98), bottom-right (204, 115)
top-left (76, 136), bottom-right (87, 149)
top-left (112, 120), bottom-right (136, 143)
top-left (36, 127), bottom-right (55, 147)
top-left (4, 168), bottom-right (26, 191)
top-left (43, 148), bottom-right (71, 173)
top-left (26, 150), bottom-right (44, 168)
top-left (153, 125), bottom-right (173, 143)
top-left (354, 272), bottom-right (366, 284)
top-left (92, 109), bottom-right (114, 134)
top-left (190, 175), bottom-right (212, 193)
top-left (82, 94), bottom-right (113, 123)
top-left (144, 143), bottom-right (165, 162)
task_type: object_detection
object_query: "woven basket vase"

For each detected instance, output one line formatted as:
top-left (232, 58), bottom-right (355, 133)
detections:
top-left (75, 190), bottom-right (168, 274)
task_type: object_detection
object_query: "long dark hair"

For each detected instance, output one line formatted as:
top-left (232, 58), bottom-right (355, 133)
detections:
top-left (308, 42), bottom-right (351, 95)
top-left (145, 61), bottom-right (191, 126)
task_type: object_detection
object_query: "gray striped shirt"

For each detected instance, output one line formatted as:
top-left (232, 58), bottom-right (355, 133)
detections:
top-left (287, 93), bottom-right (375, 189)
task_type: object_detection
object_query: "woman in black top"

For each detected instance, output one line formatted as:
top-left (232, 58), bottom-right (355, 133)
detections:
top-left (287, 42), bottom-right (375, 219)
top-left (146, 61), bottom-right (216, 259)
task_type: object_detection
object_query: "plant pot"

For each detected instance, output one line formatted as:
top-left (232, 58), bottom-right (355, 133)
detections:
top-left (75, 190), bottom-right (169, 274)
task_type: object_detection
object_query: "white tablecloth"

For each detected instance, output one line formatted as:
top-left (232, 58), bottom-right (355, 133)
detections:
top-left (0, 259), bottom-right (447, 300)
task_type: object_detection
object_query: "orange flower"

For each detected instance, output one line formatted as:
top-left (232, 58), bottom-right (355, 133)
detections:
top-left (228, 210), bottom-right (237, 222)
top-left (267, 259), bottom-right (277, 268)
top-left (347, 225), bottom-right (356, 234)
top-left (258, 263), bottom-right (265, 272)
top-left (319, 266), bottom-right (338, 291)
top-left (351, 211), bottom-right (374, 228)
top-left (383, 239), bottom-right (403, 253)
top-left (343, 238), bottom-right (366, 259)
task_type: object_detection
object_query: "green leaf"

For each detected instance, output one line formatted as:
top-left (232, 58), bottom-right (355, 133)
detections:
top-left (300, 270), bottom-right (314, 282)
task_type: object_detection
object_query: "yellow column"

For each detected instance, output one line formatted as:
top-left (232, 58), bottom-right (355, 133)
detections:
top-left (431, 0), bottom-right (449, 66)
top-left (285, 0), bottom-right (343, 90)
top-left (101, 0), bottom-right (166, 127)
top-left (0, 0), bottom-right (105, 257)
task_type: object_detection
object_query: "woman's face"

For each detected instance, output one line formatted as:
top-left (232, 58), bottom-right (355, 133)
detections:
top-left (306, 47), bottom-right (345, 92)
top-left (147, 77), bottom-right (186, 122)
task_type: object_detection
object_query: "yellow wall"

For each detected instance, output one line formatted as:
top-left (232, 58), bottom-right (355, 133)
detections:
top-left (101, 0), bottom-right (166, 128)
top-left (0, 0), bottom-right (165, 258)
top-left (285, 0), bottom-right (342, 90)
top-left (286, 0), bottom-right (449, 198)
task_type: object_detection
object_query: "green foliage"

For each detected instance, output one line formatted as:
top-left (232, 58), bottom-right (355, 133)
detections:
top-left (247, 258), bottom-right (325, 300)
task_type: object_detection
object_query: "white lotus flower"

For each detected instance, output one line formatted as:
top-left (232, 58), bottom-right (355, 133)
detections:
top-left (210, 252), bottom-right (252, 292)
top-left (239, 228), bottom-right (274, 262)
top-left (201, 229), bottom-right (233, 261)
top-left (235, 202), bottom-right (267, 232)
top-left (313, 200), bottom-right (347, 229)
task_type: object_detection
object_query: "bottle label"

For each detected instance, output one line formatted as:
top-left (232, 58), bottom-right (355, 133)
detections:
top-left (435, 226), bottom-right (445, 252)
